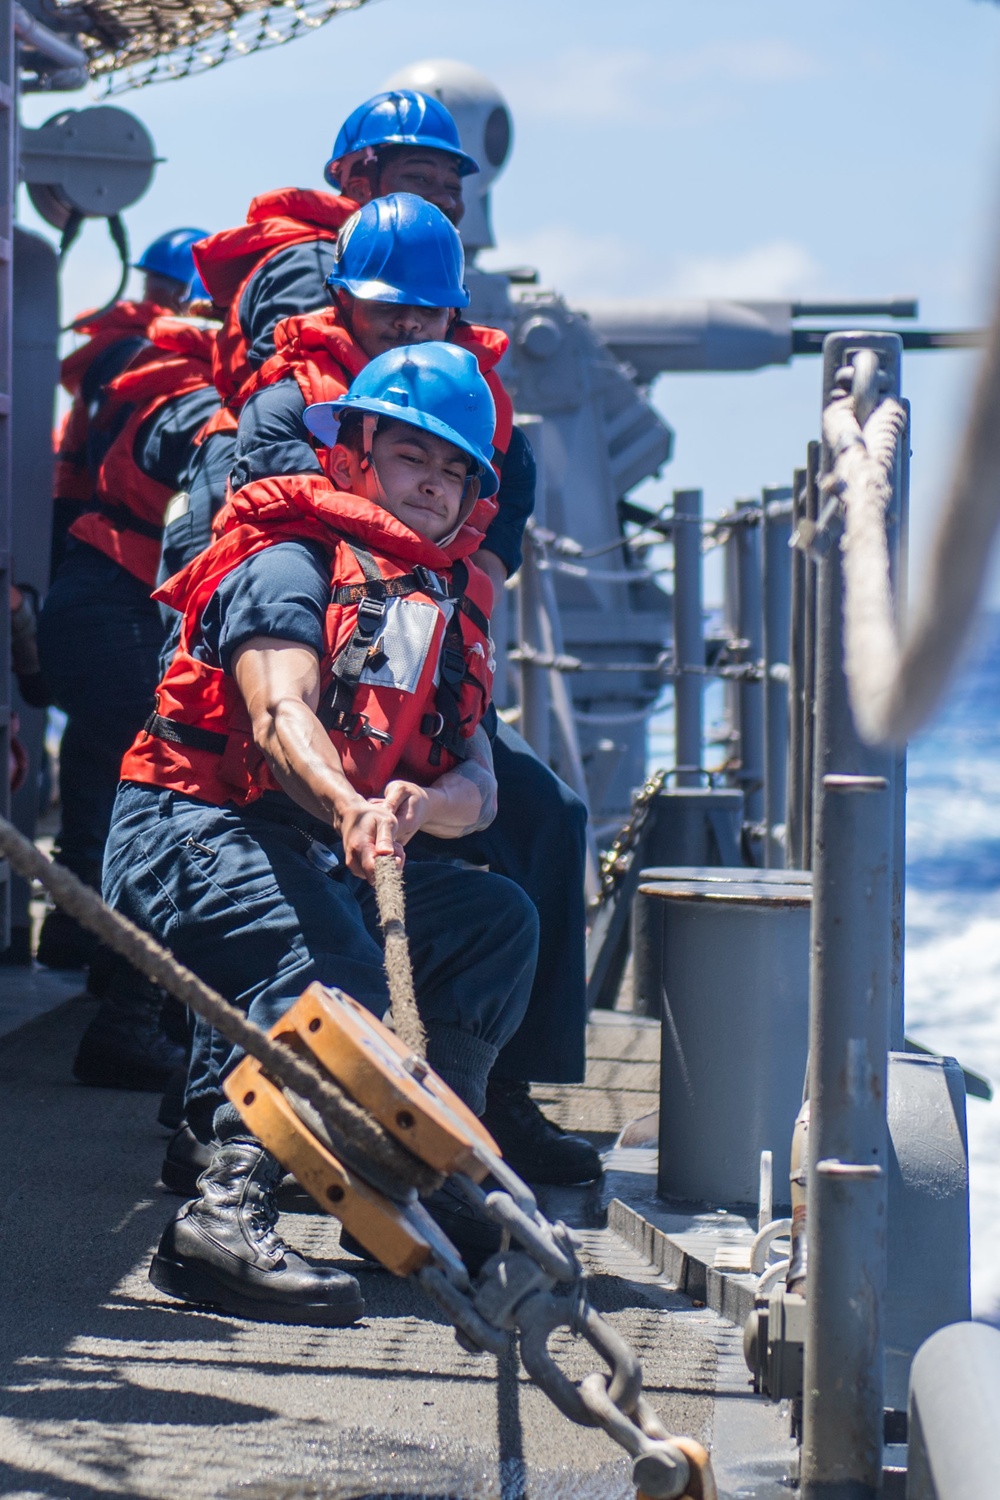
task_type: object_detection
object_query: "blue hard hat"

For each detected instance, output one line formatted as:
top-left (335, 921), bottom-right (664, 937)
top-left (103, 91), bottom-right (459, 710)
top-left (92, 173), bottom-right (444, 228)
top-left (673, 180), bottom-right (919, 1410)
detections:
top-left (303, 341), bottom-right (498, 499)
top-left (327, 193), bottom-right (469, 308)
top-left (135, 228), bottom-right (208, 296)
top-left (325, 89), bottom-right (479, 189)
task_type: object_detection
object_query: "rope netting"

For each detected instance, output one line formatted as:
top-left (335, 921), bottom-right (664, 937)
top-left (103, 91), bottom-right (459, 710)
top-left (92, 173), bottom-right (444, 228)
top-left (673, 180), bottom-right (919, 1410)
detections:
top-left (52, 0), bottom-right (375, 91)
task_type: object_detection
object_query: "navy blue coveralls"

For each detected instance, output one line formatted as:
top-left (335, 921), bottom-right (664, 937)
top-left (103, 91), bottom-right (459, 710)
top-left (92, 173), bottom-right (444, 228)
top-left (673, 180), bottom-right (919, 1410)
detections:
top-left (104, 540), bottom-right (539, 1129)
top-left (229, 374), bottom-right (588, 1086)
top-left (155, 242), bottom-right (588, 1086)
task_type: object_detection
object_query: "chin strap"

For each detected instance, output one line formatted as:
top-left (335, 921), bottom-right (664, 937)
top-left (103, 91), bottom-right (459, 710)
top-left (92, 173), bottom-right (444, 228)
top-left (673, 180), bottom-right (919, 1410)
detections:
top-left (359, 413), bottom-right (391, 507)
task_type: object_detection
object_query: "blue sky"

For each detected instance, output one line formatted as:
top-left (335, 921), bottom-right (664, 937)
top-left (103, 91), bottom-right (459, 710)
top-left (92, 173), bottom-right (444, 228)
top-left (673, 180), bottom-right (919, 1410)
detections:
top-left (20, 0), bottom-right (1000, 602)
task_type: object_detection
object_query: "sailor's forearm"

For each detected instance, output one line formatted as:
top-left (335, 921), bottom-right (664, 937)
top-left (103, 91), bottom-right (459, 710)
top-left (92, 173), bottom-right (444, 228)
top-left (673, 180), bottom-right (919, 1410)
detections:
top-left (253, 695), bottom-right (365, 830)
top-left (418, 765), bottom-right (496, 838)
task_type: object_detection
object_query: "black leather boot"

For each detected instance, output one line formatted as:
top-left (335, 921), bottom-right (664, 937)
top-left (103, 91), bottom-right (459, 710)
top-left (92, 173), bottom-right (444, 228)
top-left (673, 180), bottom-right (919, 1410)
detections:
top-left (160, 1120), bottom-right (318, 1213)
top-left (160, 1121), bottom-right (214, 1195)
top-left (36, 907), bottom-right (97, 970)
top-left (481, 1079), bottom-right (603, 1185)
top-left (72, 966), bottom-right (187, 1091)
top-left (149, 1139), bottom-right (364, 1325)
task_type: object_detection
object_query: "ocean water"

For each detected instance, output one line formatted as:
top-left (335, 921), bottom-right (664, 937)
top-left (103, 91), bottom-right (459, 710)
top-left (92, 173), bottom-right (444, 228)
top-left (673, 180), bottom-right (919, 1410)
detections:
top-left (903, 609), bottom-right (1000, 1321)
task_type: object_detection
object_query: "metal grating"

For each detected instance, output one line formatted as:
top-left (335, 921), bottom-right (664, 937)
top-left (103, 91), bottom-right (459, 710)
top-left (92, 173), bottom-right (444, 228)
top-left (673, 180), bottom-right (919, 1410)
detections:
top-left (51, 0), bottom-right (375, 92)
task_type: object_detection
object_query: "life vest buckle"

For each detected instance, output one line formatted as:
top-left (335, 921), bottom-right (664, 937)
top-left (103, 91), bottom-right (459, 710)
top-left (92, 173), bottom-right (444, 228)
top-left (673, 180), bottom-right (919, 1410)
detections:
top-left (413, 565), bottom-right (445, 598)
top-left (356, 596), bottom-right (386, 636)
top-left (340, 710), bottom-right (393, 745)
top-left (421, 711), bottom-right (446, 739)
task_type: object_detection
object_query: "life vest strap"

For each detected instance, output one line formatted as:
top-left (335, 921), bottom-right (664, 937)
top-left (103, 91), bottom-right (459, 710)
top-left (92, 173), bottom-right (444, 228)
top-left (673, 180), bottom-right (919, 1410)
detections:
top-left (94, 500), bottom-right (165, 542)
top-left (144, 710), bottom-right (228, 755)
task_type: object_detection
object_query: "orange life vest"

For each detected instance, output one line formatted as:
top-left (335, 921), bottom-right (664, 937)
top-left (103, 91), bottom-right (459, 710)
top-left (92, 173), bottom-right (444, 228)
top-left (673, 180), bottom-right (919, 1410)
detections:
top-left (54, 300), bottom-right (168, 506)
top-left (209, 309), bottom-right (512, 543)
top-left (70, 318), bottom-right (218, 586)
top-left (239, 305), bottom-right (514, 463)
top-left (193, 188), bottom-right (359, 437)
top-left (121, 473), bottom-right (494, 806)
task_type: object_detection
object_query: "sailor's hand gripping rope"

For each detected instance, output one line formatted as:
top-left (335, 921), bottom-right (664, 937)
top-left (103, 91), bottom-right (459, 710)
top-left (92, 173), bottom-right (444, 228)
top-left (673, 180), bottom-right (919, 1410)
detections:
top-left (0, 819), bottom-right (716, 1500)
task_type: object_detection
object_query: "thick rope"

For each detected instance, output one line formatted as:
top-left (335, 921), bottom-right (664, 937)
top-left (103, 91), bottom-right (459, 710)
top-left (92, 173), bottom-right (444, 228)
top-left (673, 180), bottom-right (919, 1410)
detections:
top-left (0, 816), bottom-right (439, 1198)
top-left (823, 394), bottom-right (909, 745)
top-left (374, 854), bottom-right (426, 1059)
top-left (826, 252), bottom-right (1000, 747)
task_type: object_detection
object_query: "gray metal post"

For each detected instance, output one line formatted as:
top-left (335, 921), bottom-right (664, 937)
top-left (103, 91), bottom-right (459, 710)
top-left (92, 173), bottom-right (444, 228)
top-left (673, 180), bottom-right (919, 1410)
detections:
top-left (672, 488), bottom-right (703, 787)
top-left (516, 531), bottom-right (551, 765)
top-left (762, 485), bottom-right (793, 868)
top-left (801, 333), bottom-right (902, 1500)
top-left (0, 0), bottom-right (14, 948)
top-left (890, 403), bottom-right (910, 1051)
top-left (801, 441), bottom-right (820, 869)
top-left (786, 467), bottom-right (807, 869)
top-left (514, 417), bottom-right (551, 764)
top-left (735, 501), bottom-right (765, 842)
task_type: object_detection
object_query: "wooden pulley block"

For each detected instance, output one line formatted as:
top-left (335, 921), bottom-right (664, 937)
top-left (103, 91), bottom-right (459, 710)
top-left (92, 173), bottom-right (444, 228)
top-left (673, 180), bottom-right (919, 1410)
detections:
top-left (274, 982), bottom-right (500, 1179)
top-left (225, 1053), bottom-right (465, 1280)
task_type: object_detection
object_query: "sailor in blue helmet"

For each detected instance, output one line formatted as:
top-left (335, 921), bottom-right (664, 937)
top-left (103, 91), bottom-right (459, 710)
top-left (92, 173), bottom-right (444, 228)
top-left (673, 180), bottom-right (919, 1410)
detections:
top-left (108, 343), bottom-right (538, 1319)
top-left (178, 194), bottom-right (598, 1194)
top-left (163, 87), bottom-right (493, 602)
top-left (324, 88), bottom-right (478, 225)
top-left (37, 227), bottom-right (215, 1088)
top-left (134, 228), bottom-right (212, 310)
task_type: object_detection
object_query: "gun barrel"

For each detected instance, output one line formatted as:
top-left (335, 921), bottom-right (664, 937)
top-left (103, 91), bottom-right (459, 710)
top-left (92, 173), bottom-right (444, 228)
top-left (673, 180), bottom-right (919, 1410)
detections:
top-left (790, 298), bottom-right (918, 319)
top-left (792, 328), bottom-right (985, 355)
top-left (581, 299), bottom-right (794, 381)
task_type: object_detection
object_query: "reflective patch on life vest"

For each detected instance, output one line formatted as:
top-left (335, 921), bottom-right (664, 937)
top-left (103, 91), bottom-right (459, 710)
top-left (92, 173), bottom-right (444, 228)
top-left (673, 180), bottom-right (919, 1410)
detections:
top-left (164, 491), bottom-right (191, 527)
top-left (358, 597), bottom-right (439, 695)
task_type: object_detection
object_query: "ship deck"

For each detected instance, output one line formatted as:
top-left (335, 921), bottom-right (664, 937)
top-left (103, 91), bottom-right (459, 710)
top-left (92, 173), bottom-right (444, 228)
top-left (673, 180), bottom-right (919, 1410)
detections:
top-left (0, 965), bottom-right (796, 1500)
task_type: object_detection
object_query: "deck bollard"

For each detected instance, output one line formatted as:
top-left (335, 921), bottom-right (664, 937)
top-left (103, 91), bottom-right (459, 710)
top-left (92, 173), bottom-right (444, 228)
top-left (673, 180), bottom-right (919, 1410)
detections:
top-left (648, 871), bottom-right (812, 1207)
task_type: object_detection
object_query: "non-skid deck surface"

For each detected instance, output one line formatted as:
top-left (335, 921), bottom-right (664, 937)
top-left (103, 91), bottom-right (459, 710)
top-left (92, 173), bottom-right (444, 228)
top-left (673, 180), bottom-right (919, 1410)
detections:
top-left (533, 1012), bottom-right (660, 1135)
top-left (0, 993), bottom-right (733, 1500)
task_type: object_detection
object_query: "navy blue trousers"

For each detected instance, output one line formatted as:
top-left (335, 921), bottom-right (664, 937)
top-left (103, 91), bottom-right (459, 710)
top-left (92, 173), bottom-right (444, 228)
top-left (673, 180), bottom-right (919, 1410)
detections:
top-left (104, 783), bottom-right (539, 1126)
top-left (37, 541), bottom-right (164, 885)
top-left (410, 719), bottom-right (589, 1084)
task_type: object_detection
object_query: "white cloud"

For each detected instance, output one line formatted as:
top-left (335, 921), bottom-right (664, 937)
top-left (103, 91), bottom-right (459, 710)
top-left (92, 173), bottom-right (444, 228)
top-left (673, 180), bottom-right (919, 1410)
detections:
top-left (505, 40), bottom-right (820, 125)
top-left (661, 239), bottom-right (824, 299)
top-left (479, 230), bottom-right (825, 303)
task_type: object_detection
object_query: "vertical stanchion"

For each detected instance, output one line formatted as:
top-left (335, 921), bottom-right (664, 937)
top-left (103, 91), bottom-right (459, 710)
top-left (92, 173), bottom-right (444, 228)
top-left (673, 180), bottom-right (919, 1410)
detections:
top-left (722, 520), bottom-right (741, 776)
top-left (801, 441), bottom-right (820, 870)
top-left (890, 403), bottom-right (910, 1051)
top-left (735, 500), bottom-right (765, 850)
top-left (801, 332), bottom-right (902, 1500)
top-left (672, 488), bottom-right (703, 788)
top-left (0, 0), bottom-right (13, 948)
top-left (786, 467), bottom-right (807, 869)
top-left (516, 530), bottom-right (551, 766)
top-left (762, 485), bottom-right (793, 868)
